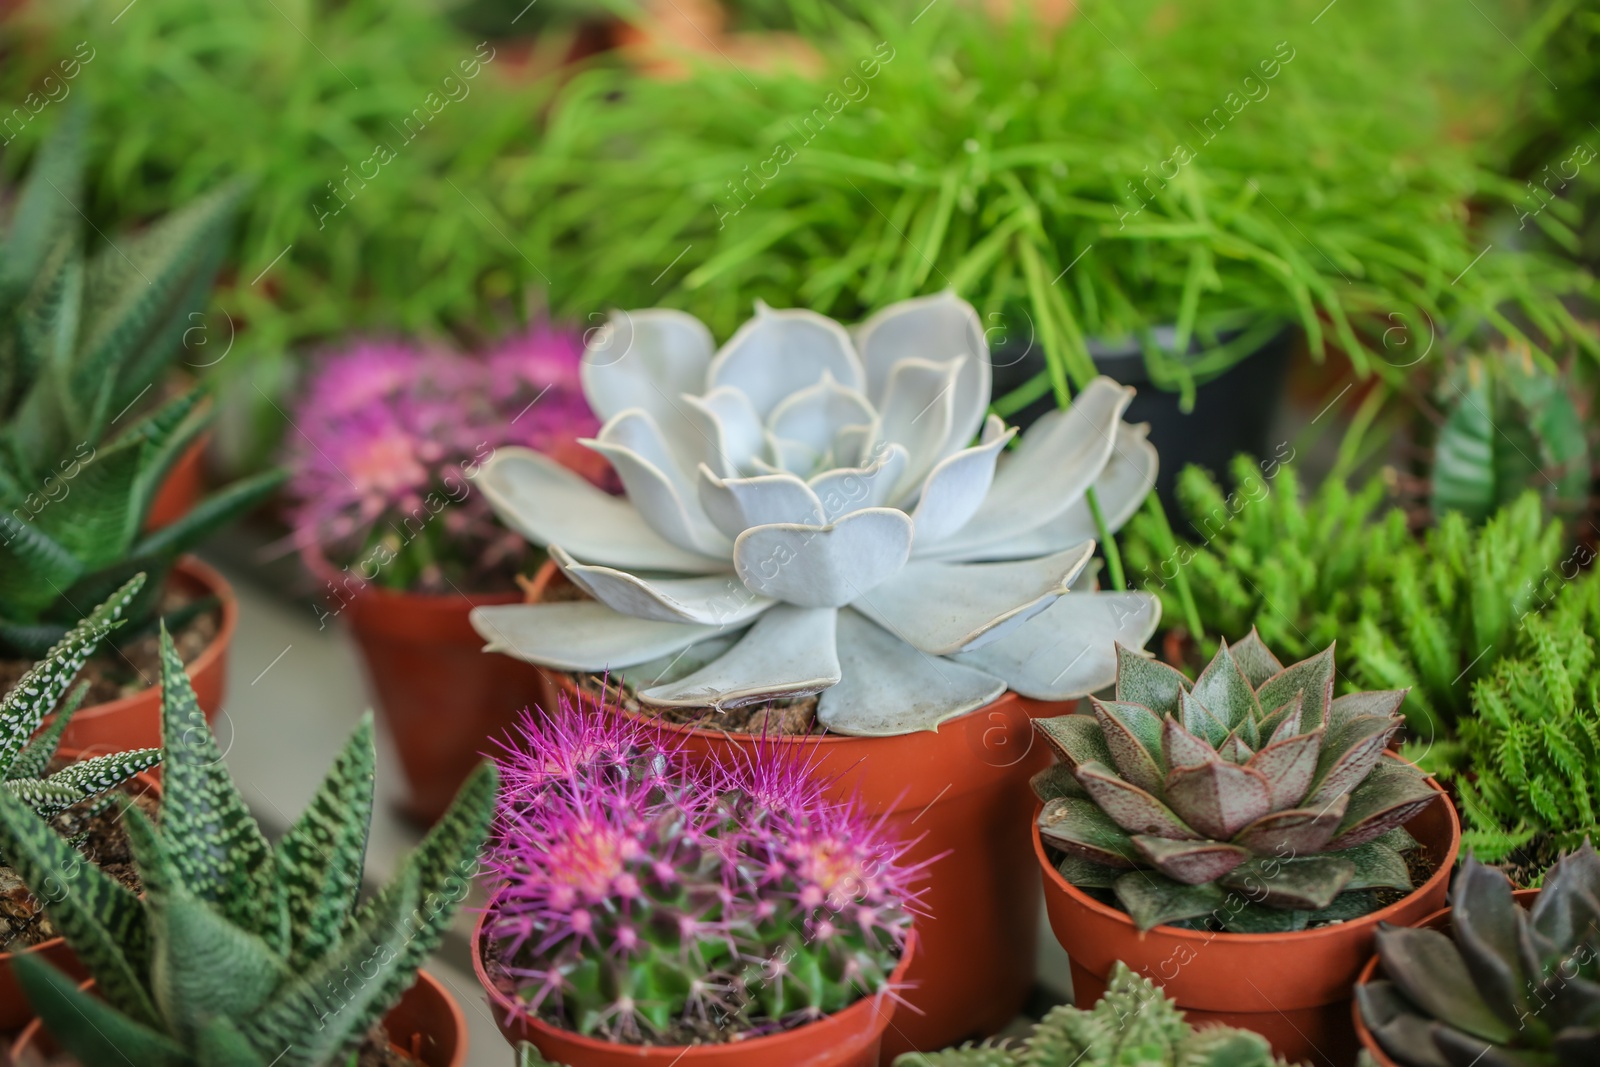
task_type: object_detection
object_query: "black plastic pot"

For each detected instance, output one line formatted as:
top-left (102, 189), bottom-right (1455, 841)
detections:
top-left (992, 324), bottom-right (1295, 515)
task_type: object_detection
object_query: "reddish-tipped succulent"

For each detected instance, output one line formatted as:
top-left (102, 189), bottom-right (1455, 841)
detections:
top-left (483, 694), bottom-right (916, 1042)
top-left (1033, 631), bottom-right (1440, 932)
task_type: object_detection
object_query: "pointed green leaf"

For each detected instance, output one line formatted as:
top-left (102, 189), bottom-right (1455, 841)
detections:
top-left (1056, 852), bottom-right (1124, 889)
top-left (0, 513), bottom-right (84, 619)
top-left (1328, 759), bottom-right (1441, 850)
top-left (1038, 796), bottom-right (1142, 867)
top-left (1090, 698), bottom-right (1165, 794)
top-left (7, 680), bottom-right (88, 781)
top-left (27, 748), bottom-right (161, 816)
top-left (1257, 645), bottom-right (1336, 730)
top-left (1113, 642), bottom-right (1190, 716)
top-left (130, 467), bottom-right (287, 562)
top-left (1131, 834), bottom-right (1249, 885)
top-left (1034, 713), bottom-right (1113, 769)
top-left (1230, 628), bottom-right (1285, 686)
top-left (1191, 640), bottom-right (1262, 728)
top-left (151, 892), bottom-right (288, 1042)
top-left (1220, 855), bottom-right (1354, 910)
top-left (0, 783), bottom-right (159, 1026)
top-left (1341, 840), bottom-right (1414, 892)
top-left (1078, 761), bottom-right (1200, 840)
top-left (274, 713), bottom-right (376, 967)
top-left (13, 952), bottom-right (186, 1067)
top-left (1113, 870), bottom-right (1227, 931)
top-left (1373, 925), bottom-right (1517, 1044)
top-left (1029, 761), bottom-right (1086, 802)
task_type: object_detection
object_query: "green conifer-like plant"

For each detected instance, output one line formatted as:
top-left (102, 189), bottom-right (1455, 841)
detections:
top-left (0, 625), bottom-right (498, 1067)
top-left (894, 962), bottom-right (1292, 1066)
top-left (1452, 571), bottom-right (1600, 865)
top-left (0, 573), bottom-right (159, 841)
top-left (1034, 634), bottom-right (1440, 933)
top-left (1122, 459), bottom-right (1566, 740)
top-left (0, 106), bottom-right (285, 657)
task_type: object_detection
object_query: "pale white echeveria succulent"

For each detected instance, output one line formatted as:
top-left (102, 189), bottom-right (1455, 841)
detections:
top-left (470, 293), bottom-right (1162, 736)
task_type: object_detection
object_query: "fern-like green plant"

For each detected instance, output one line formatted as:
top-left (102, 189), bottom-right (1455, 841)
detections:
top-left (0, 573), bottom-right (159, 845)
top-left (0, 624), bottom-right (498, 1066)
top-left (0, 107), bottom-right (285, 657)
top-left (1452, 571), bottom-right (1600, 865)
top-left (1121, 458), bottom-right (1566, 742)
top-left (894, 962), bottom-right (1293, 1066)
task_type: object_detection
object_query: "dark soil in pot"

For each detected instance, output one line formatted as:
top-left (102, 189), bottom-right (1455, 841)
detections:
top-left (992, 323), bottom-right (1296, 517)
top-left (0, 780), bottom-right (159, 953)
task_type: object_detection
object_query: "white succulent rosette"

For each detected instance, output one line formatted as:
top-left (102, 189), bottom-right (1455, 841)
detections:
top-left (471, 292), bottom-right (1162, 736)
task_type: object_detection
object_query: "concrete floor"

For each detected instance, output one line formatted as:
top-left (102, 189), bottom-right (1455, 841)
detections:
top-left (213, 552), bottom-right (1073, 1066)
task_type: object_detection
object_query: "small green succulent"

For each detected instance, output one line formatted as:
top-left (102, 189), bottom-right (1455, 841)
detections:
top-left (1034, 633), bottom-right (1441, 932)
top-left (0, 622), bottom-right (498, 1066)
top-left (0, 573), bottom-right (159, 843)
top-left (894, 962), bottom-right (1293, 1066)
top-left (1358, 844), bottom-right (1600, 1067)
top-left (0, 106), bottom-right (284, 657)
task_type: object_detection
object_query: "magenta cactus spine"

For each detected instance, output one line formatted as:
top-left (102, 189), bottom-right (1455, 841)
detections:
top-left (482, 695), bottom-right (918, 1043)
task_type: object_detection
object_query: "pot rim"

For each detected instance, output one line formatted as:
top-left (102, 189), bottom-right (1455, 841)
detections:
top-left (0, 756), bottom-right (165, 965)
top-left (57, 554), bottom-right (236, 723)
top-left (299, 541), bottom-right (526, 607)
top-left (1033, 759), bottom-right (1462, 946)
top-left (8, 967), bottom-right (465, 1066)
top-left (469, 906), bottom-right (918, 1056)
top-left (1351, 887), bottom-right (1542, 1067)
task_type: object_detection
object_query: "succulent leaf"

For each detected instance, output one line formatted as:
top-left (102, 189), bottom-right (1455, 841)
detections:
top-left (1090, 699), bottom-right (1165, 794)
top-left (1029, 762), bottom-right (1085, 801)
top-left (1220, 856), bottom-right (1355, 910)
top-left (1113, 870), bottom-right (1227, 931)
top-left (1037, 796), bottom-right (1142, 867)
top-left (1191, 640), bottom-right (1263, 729)
top-left (1034, 713), bottom-right (1114, 769)
top-left (1179, 688), bottom-right (1230, 746)
top-left (1078, 761), bottom-right (1201, 840)
top-left (1131, 834), bottom-right (1249, 884)
top-left (1162, 715), bottom-right (1218, 770)
top-left (1164, 758), bottom-right (1272, 841)
top-left (13, 952), bottom-right (187, 1067)
top-left (1341, 841), bottom-right (1414, 892)
top-left (1113, 642), bottom-right (1191, 717)
top-left (1257, 645), bottom-right (1336, 731)
top-left (1328, 760), bottom-right (1442, 850)
top-left (1373, 925), bottom-right (1517, 1044)
top-left (1231, 629), bottom-right (1285, 686)
top-left (1307, 714), bottom-right (1397, 807)
top-left (1246, 728), bottom-right (1324, 811)
top-left (1230, 798), bottom-right (1348, 855)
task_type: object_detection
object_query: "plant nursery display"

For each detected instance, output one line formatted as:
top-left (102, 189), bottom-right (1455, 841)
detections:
top-left (1356, 845), bottom-right (1600, 1067)
top-left (286, 326), bottom-right (604, 823)
top-left (1122, 460), bottom-right (1568, 743)
top-left (1032, 632), bottom-right (1459, 1063)
top-left (1451, 571), bottom-right (1600, 867)
top-left (0, 625), bottom-right (499, 1066)
top-left (895, 962), bottom-right (1293, 1066)
top-left (476, 695), bottom-right (917, 1064)
top-left (470, 292), bottom-right (1160, 735)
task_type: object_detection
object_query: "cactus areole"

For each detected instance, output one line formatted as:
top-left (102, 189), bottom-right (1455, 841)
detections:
top-left (1033, 631), bottom-right (1443, 933)
top-left (469, 293), bottom-right (1161, 737)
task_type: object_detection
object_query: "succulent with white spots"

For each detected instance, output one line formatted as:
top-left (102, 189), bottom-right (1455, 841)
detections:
top-left (471, 294), bottom-right (1161, 736)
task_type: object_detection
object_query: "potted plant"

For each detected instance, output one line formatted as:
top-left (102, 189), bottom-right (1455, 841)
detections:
top-left (519, 0), bottom-right (1596, 505)
top-left (0, 618), bottom-right (498, 1066)
top-left (0, 107), bottom-right (284, 752)
top-left (286, 326), bottom-right (607, 823)
top-left (0, 576), bottom-right (163, 1030)
top-left (474, 692), bottom-right (919, 1065)
top-left (468, 291), bottom-right (1161, 1056)
top-left (1445, 570), bottom-right (1600, 876)
top-left (894, 961), bottom-right (1296, 1066)
top-left (1121, 458), bottom-right (1569, 754)
top-left (1354, 846), bottom-right (1598, 1066)
top-left (1032, 632), bottom-right (1459, 1065)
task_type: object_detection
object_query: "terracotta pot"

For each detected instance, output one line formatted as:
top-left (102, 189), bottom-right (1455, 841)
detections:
top-left (304, 547), bottom-right (554, 825)
top-left (473, 908), bottom-right (915, 1066)
top-left (143, 434), bottom-right (209, 532)
top-left (524, 561), bottom-right (1059, 1063)
top-left (9, 969), bottom-right (466, 1066)
top-left (1352, 888), bottom-right (1540, 1067)
top-left (0, 756), bottom-right (163, 1032)
top-left (47, 555), bottom-right (235, 754)
top-left (1036, 769), bottom-right (1461, 1067)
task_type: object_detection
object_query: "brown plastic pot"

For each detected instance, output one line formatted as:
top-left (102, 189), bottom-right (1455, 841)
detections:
top-left (1036, 769), bottom-right (1461, 1067)
top-left (47, 555), bottom-right (235, 754)
top-left (1352, 887), bottom-right (1540, 1067)
top-left (143, 434), bottom-right (208, 532)
top-left (472, 908), bottom-right (915, 1066)
top-left (304, 547), bottom-right (555, 825)
top-left (0, 755), bottom-right (163, 1032)
top-left (8, 968), bottom-right (466, 1066)
top-left (524, 561), bottom-right (1060, 1063)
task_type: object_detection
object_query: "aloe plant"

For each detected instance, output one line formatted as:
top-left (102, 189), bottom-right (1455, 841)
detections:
top-left (1035, 633), bottom-right (1441, 932)
top-left (0, 574), bottom-right (159, 843)
top-left (470, 293), bottom-right (1161, 736)
top-left (0, 108), bottom-right (285, 657)
top-left (895, 962), bottom-right (1291, 1066)
top-left (0, 624), bottom-right (498, 1066)
top-left (1358, 845), bottom-right (1600, 1067)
